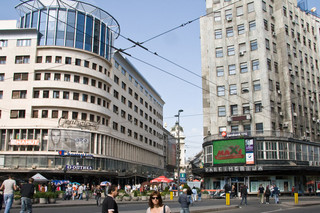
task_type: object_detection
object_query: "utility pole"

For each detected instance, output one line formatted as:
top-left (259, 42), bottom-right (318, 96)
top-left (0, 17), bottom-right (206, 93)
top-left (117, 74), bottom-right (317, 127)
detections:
top-left (175, 109), bottom-right (183, 195)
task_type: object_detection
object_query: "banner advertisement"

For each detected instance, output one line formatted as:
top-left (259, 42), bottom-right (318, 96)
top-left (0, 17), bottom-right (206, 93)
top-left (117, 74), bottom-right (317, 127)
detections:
top-left (213, 139), bottom-right (246, 165)
top-left (49, 129), bottom-right (90, 152)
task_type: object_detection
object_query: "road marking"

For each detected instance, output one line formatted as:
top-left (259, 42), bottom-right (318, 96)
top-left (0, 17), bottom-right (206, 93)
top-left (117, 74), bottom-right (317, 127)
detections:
top-left (260, 207), bottom-right (300, 213)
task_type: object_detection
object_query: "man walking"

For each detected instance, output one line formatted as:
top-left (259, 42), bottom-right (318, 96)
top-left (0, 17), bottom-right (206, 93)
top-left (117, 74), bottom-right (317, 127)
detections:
top-left (178, 188), bottom-right (190, 213)
top-left (20, 178), bottom-right (35, 213)
top-left (78, 184), bottom-right (84, 200)
top-left (240, 185), bottom-right (248, 207)
top-left (102, 185), bottom-right (118, 213)
top-left (273, 185), bottom-right (280, 204)
top-left (192, 187), bottom-right (197, 202)
top-left (258, 184), bottom-right (264, 204)
top-left (0, 175), bottom-right (17, 213)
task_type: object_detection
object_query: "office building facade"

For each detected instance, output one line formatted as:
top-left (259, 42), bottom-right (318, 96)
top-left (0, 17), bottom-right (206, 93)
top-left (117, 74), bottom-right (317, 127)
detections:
top-left (201, 0), bottom-right (320, 194)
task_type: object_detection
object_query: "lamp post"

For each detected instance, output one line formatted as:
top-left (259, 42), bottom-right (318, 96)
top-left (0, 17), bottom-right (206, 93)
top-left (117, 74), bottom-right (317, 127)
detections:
top-left (175, 109), bottom-right (183, 195)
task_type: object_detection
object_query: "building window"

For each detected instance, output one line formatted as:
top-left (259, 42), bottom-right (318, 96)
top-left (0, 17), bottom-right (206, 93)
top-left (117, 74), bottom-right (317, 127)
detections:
top-left (32, 110), bottom-right (38, 118)
top-left (13, 73), bottom-right (28, 81)
top-left (256, 123), bottom-right (264, 133)
top-left (0, 40), bottom-right (8, 47)
top-left (230, 105), bottom-right (238, 115)
top-left (45, 56), bottom-right (52, 63)
top-left (216, 47), bottom-right (223, 58)
top-left (250, 40), bottom-right (258, 51)
top-left (72, 111), bottom-right (78, 119)
top-left (227, 46), bottom-right (235, 56)
top-left (54, 73), bottom-right (61, 81)
top-left (241, 82), bottom-right (249, 93)
top-left (53, 91), bottom-right (59, 98)
top-left (231, 125), bottom-right (239, 132)
top-left (252, 59), bottom-right (259, 71)
top-left (82, 94), bottom-right (88, 102)
top-left (249, 20), bottom-right (256, 31)
top-left (84, 60), bottom-right (89, 67)
top-left (0, 73), bottom-right (4, 81)
top-left (214, 12), bottom-right (221, 22)
top-left (253, 80), bottom-right (261, 91)
top-left (55, 56), bottom-right (62, 63)
top-left (204, 145), bottom-right (213, 163)
top-left (240, 63), bottom-right (248, 73)
top-left (15, 55), bottom-right (30, 64)
top-left (75, 58), bottom-right (81, 66)
top-left (226, 27), bottom-right (233, 37)
top-left (229, 84), bottom-right (237, 95)
top-left (0, 91), bottom-right (3, 99)
top-left (255, 102), bottom-right (262, 112)
top-left (265, 39), bottom-right (270, 49)
top-left (73, 92), bottom-right (79, 100)
top-left (10, 110), bottom-right (26, 119)
top-left (63, 91), bottom-right (69, 99)
top-left (244, 124), bottom-right (251, 132)
top-left (74, 75), bottom-right (80, 83)
top-left (43, 90), bottom-right (49, 98)
top-left (17, 39), bottom-right (31, 46)
top-left (247, 2), bottom-right (255, 13)
top-left (218, 106), bottom-right (226, 117)
top-left (62, 111), bottom-right (68, 119)
top-left (114, 75), bottom-right (119, 84)
top-left (243, 104), bottom-right (250, 114)
top-left (225, 9), bottom-right (232, 20)
top-left (217, 86), bottom-right (225, 96)
top-left (64, 74), bottom-right (70, 82)
top-left (0, 56), bottom-right (6, 65)
top-left (44, 73), bottom-right (51, 80)
top-left (238, 24), bottom-right (245, 35)
top-left (42, 110), bottom-right (48, 118)
top-left (33, 90), bottom-right (39, 98)
top-left (228, 64), bottom-right (236, 75)
top-left (236, 6), bottom-right (243, 16)
top-left (65, 57), bottom-right (71, 64)
top-left (217, 66), bottom-right (224, 77)
top-left (263, 19), bottom-right (268, 30)
top-left (215, 29), bottom-right (222, 39)
top-left (12, 90), bottom-right (27, 99)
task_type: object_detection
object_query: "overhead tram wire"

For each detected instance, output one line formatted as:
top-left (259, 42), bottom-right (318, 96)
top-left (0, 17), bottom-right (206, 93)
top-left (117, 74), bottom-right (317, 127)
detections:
top-left (17, 0), bottom-right (313, 121)
top-left (121, 0), bottom-right (242, 51)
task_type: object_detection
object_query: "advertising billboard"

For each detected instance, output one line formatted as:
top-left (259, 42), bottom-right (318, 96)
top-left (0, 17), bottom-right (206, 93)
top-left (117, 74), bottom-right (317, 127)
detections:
top-left (213, 139), bottom-right (246, 165)
top-left (49, 129), bottom-right (90, 153)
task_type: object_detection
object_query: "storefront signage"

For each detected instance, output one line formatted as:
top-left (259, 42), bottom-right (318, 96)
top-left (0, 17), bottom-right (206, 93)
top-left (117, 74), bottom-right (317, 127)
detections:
top-left (205, 166), bottom-right (263, 173)
top-left (58, 118), bottom-right (99, 130)
top-left (58, 150), bottom-right (93, 159)
top-left (226, 132), bottom-right (249, 138)
top-left (9, 139), bottom-right (40, 146)
top-left (65, 165), bottom-right (93, 170)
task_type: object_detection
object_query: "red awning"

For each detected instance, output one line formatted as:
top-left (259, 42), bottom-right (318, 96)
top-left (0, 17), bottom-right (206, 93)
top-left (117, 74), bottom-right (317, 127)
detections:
top-left (150, 176), bottom-right (173, 183)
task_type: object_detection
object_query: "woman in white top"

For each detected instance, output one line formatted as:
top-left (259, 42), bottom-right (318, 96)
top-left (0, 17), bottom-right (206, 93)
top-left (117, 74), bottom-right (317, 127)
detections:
top-left (146, 191), bottom-right (171, 213)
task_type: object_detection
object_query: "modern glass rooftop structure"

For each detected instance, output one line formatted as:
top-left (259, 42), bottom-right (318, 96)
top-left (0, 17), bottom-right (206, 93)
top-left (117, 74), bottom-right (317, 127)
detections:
top-left (15, 0), bottom-right (120, 60)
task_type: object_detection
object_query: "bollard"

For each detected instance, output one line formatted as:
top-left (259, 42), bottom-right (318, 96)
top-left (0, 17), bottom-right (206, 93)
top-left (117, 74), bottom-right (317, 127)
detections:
top-left (170, 191), bottom-right (173, 200)
top-left (294, 192), bottom-right (298, 204)
top-left (226, 193), bottom-right (230, 206)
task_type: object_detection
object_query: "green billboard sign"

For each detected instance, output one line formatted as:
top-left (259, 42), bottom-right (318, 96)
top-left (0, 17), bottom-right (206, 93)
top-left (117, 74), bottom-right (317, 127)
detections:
top-left (213, 139), bottom-right (246, 165)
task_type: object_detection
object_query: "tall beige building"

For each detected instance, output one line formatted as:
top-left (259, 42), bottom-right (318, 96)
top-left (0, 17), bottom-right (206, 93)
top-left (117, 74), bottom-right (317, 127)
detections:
top-left (200, 0), bottom-right (320, 194)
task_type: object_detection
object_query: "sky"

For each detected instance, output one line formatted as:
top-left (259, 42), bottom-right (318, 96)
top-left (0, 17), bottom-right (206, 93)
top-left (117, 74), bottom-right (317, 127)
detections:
top-left (1, 0), bottom-right (320, 159)
top-left (0, 0), bottom-right (206, 159)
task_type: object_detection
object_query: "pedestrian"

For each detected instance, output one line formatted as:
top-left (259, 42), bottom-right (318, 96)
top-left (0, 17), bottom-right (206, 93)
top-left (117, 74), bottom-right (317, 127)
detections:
top-left (102, 185), bottom-right (119, 213)
top-left (198, 189), bottom-right (202, 202)
top-left (146, 191), bottom-right (171, 213)
top-left (64, 184), bottom-right (72, 200)
top-left (291, 186), bottom-right (295, 196)
top-left (265, 185), bottom-right (271, 204)
top-left (94, 185), bottom-right (102, 206)
top-left (231, 184), bottom-right (236, 198)
top-left (85, 183), bottom-right (90, 201)
top-left (273, 185), bottom-right (280, 204)
top-left (0, 175), bottom-right (17, 213)
top-left (186, 187), bottom-right (193, 206)
top-left (78, 184), bottom-right (84, 200)
top-left (178, 188), bottom-right (190, 213)
top-left (72, 183), bottom-right (78, 200)
top-left (192, 186), bottom-right (197, 202)
top-left (239, 185), bottom-right (248, 207)
top-left (258, 184), bottom-right (264, 204)
top-left (20, 178), bottom-right (35, 213)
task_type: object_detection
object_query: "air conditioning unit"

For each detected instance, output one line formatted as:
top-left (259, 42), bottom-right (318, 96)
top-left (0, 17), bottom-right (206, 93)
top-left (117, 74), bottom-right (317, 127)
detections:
top-left (301, 136), bottom-right (307, 140)
top-left (271, 15), bottom-right (275, 19)
top-left (306, 130), bottom-right (310, 134)
top-left (272, 32), bottom-right (276, 37)
top-left (227, 117), bottom-right (232, 122)
top-left (292, 21), bottom-right (296, 25)
top-left (58, 165), bottom-right (63, 170)
top-left (226, 17), bottom-right (232, 22)
top-left (290, 71), bottom-right (294, 76)
top-left (279, 112), bottom-right (283, 116)
top-left (294, 38), bottom-right (297, 43)
top-left (293, 112), bottom-right (297, 117)
top-left (317, 119), bottom-right (320, 124)
top-left (277, 90), bottom-right (281, 94)
top-left (313, 117), bottom-right (317, 121)
top-left (14, 165), bottom-right (19, 169)
top-left (283, 123), bottom-right (289, 128)
top-left (32, 165), bottom-right (37, 169)
top-left (246, 114), bottom-right (252, 120)
top-left (239, 51), bottom-right (245, 56)
top-left (98, 167), bottom-right (102, 171)
top-left (242, 88), bottom-right (249, 93)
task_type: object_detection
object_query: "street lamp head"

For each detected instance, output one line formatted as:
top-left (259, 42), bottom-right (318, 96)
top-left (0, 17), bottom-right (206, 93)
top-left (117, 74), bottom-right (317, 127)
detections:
top-left (178, 109), bottom-right (183, 113)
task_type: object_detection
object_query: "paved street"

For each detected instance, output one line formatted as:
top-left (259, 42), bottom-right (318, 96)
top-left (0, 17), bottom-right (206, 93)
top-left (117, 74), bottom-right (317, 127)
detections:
top-left (8, 196), bottom-right (320, 213)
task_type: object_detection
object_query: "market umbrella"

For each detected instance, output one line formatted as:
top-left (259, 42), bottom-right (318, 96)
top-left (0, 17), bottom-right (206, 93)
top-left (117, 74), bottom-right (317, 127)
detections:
top-left (100, 181), bottom-right (111, 186)
top-left (193, 179), bottom-right (200, 182)
top-left (150, 176), bottom-right (173, 183)
top-left (31, 173), bottom-right (48, 182)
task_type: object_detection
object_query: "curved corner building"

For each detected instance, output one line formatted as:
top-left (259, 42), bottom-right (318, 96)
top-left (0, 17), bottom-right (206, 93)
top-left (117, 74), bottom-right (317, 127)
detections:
top-left (0, 0), bottom-right (165, 184)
